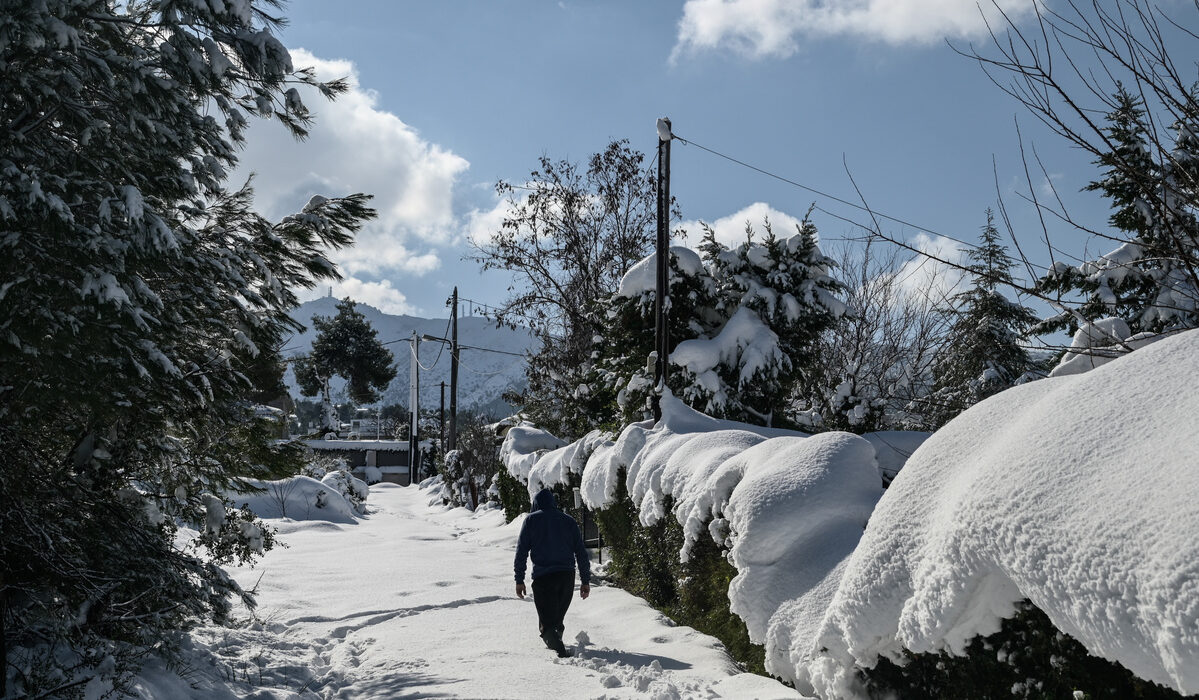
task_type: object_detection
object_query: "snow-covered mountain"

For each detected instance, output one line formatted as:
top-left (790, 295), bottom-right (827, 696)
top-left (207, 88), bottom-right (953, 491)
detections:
top-left (283, 296), bottom-right (535, 414)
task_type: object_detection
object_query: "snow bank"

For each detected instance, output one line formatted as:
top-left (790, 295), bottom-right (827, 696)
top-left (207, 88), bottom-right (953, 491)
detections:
top-left (805, 328), bottom-right (1199, 697)
top-left (724, 433), bottom-right (881, 685)
top-left (500, 425), bottom-right (566, 484)
top-left (232, 475), bottom-right (364, 524)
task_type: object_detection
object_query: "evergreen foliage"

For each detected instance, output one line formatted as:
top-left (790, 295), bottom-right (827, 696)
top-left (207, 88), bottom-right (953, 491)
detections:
top-left (293, 298), bottom-right (396, 432)
top-left (585, 250), bottom-right (722, 426)
top-left (927, 210), bottom-right (1040, 426)
top-left (592, 485), bottom-right (766, 675)
top-left (0, 0), bottom-right (373, 694)
top-left (1037, 87), bottom-right (1199, 337)
top-left (862, 600), bottom-right (1193, 700)
top-left (494, 467), bottom-right (531, 523)
top-left (682, 217), bottom-right (844, 426)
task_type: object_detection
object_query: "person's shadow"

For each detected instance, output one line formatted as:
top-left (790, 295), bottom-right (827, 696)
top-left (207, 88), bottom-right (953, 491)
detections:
top-left (578, 647), bottom-right (691, 671)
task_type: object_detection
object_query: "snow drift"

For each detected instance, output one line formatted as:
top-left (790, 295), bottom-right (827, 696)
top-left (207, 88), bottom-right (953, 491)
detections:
top-left (232, 474), bottom-right (367, 524)
top-left (805, 327), bottom-right (1199, 697)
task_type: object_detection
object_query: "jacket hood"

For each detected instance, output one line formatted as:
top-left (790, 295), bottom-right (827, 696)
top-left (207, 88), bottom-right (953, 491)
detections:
top-left (532, 488), bottom-right (557, 512)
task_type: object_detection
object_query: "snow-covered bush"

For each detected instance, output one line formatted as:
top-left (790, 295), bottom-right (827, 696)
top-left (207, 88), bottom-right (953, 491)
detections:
top-left (801, 328), bottom-right (1199, 698)
top-left (232, 475), bottom-right (365, 524)
top-left (320, 470), bottom-right (369, 515)
top-left (449, 417), bottom-right (509, 510)
top-left (500, 393), bottom-right (890, 680)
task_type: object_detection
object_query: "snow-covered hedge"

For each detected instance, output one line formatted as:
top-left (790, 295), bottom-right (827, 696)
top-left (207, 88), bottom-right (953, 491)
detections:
top-left (500, 391), bottom-right (913, 684)
top-left (804, 327), bottom-right (1199, 698)
top-left (501, 330), bottom-right (1199, 697)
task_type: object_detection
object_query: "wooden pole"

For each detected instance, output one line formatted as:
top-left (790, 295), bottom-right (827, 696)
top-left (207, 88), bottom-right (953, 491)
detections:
top-left (450, 286), bottom-right (459, 451)
top-left (409, 332), bottom-right (420, 485)
top-left (652, 117), bottom-right (672, 421)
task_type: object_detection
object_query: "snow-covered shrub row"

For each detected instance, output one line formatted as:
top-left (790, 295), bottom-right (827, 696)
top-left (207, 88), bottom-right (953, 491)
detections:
top-left (500, 425), bottom-right (567, 483)
top-left (500, 391), bottom-right (901, 687)
top-left (502, 333), bottom-right (1199, 697)
top-left (804, 328), bottom-right (1199, 698)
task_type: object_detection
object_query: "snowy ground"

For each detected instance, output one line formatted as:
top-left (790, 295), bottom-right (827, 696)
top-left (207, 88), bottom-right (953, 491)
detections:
top-left (132, 483), bottom-right (801, 699)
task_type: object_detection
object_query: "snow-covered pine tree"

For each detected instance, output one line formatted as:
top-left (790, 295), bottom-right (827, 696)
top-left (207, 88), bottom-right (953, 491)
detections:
top-left (1037, 88), bottom-right (1199, 338)
top-left (293, 299), bottom-right (397, 433)
top-left (927, 210), bottom-right (1040, 427)
top-left (585, 246), bottom-right (721, 426)
top-left (0, 1), bottom-right (373, 694)
top-left (673, 217), bottom-right (844, 426)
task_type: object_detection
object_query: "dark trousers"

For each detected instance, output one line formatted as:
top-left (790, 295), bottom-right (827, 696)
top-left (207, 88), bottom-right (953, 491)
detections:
top-left (531, 570), bottom-right (575, 639)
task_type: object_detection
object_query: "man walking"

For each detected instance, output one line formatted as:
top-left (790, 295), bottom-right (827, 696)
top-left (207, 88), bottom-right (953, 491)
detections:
top-left (514, 488), bottom-right (591, 657)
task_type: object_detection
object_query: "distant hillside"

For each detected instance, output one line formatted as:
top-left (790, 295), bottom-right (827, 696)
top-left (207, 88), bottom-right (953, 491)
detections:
top-left (283, 296), bottom-right (535, 415)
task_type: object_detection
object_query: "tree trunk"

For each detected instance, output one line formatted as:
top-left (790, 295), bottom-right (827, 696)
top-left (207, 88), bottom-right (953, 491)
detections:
top-left (1, 579), bottom-right (7, 699)
top-left (320, 377), bottom-right (336, 433)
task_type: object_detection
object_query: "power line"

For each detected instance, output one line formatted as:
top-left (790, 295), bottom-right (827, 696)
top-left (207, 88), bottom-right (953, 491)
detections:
top-left (454, 351), bottom-right (528, 378)
top-left (407, 338), bottom-right (440, 372)
top-left (670, 132), bottom-right (986, 252)
top-left (459, 343), bottom-right (526, 358)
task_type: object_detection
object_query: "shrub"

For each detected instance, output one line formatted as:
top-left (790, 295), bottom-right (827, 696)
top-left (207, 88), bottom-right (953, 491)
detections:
top-left (862, 600), bottom-right (1192, 700)
top-left (592, 479), bottom-right (766, 674)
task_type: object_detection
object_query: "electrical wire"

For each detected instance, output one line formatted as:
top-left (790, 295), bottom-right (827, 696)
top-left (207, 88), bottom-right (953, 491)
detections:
top-left (454, 351), bottom-right (528, 378)
top-left (407, 338), bottom-right (440, 372)
top-left (670, 132), bottom-right (989, 253)
top-left (459, 343), bottom-right (527, 358)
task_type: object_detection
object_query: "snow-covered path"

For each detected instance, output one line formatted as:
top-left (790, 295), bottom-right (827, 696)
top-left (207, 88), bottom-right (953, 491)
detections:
top-left (136, 483), bottom-right (801, 699)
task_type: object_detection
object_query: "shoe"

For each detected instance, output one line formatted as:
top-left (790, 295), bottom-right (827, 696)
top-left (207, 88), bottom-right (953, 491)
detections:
top-left (542, 629), bottom-right (567, 656)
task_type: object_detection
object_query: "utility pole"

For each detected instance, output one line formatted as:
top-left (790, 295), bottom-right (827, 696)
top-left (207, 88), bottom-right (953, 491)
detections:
top-left (652, 117), bottom-right (672, 421)
top-left (449, 286), bottom-right (459, 452)
top-left (408, 331), bottom-right (420, 485)
top-left (439, 381), bottom-right (446, 454)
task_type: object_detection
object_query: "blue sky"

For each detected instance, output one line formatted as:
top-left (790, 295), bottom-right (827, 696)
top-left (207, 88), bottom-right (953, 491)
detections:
top-left (232, 0), bottom-right (1118, 317)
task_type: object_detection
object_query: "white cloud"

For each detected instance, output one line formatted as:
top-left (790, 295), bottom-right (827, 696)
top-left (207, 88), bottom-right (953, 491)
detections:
top-left (297, 277), bottom-right (417, 316)
top-left (672, 0), bottom-right (1038, 59)
top-left (463, 193), bottom-right (518, 248)
top-left (231, 48), bottom-right (468, 280)
top-left (1038, 172), bottom-right (1064, 200)
top-left (679, 201), bottom-right (809, 249)
top-left (891, 232), bottom-right (970, 304)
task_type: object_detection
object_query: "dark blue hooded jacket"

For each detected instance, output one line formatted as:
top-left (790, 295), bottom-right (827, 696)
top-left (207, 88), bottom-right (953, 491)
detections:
top-left (514, 489), bottom-right (591, 584)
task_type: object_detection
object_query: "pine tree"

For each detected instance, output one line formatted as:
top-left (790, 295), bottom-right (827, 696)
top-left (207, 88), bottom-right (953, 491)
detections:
top-left (1038, 88), bottom-right (1199, 337)
top-left (673, 217), bottom-right (844, 426)
top-left (0, 1), bottom-right (374, 694)
top-left (928, 210), bottom-right (1039, 426)
top-left (293, 299), bottom-right (397, 433)
top-left (585, 246), bottom-right (722, 426)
